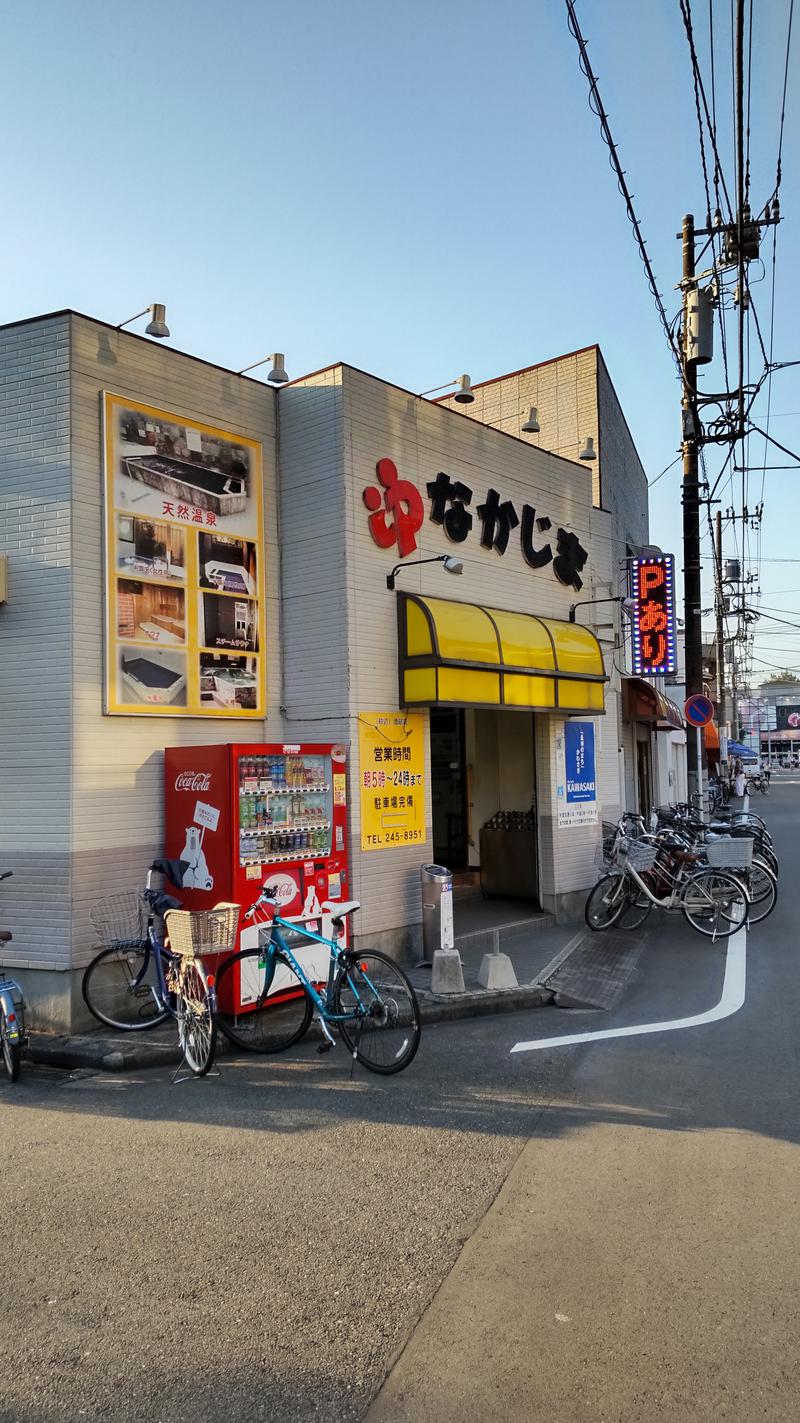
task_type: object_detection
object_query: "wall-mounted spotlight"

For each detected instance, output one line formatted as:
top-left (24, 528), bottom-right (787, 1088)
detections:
top-left (239, 353), bottom-right (289, 383)
top-left (420, 374), bottom-right (475, 404)
top-left (386, 553), bottom-right (464, 591)
top-left (569, 595), bottom-right (635, 623)
top-left (117, 303), bottom-right (170, 338)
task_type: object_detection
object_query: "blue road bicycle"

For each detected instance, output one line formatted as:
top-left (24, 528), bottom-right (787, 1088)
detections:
top-left (215, 884), bottom-right (421, 1075)
top-left (82, 859), bottom-right (234, 1078)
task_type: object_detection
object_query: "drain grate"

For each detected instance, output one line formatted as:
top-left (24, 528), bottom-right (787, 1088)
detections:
top-left (538, 930), bottom-right (646, 1010)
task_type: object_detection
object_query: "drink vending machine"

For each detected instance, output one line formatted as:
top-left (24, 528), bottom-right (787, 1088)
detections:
top-left (163, 742), bottom-right (349, 1012)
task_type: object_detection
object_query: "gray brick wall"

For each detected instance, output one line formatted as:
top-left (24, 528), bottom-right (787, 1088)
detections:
top-left (0, 316), bottom-right (72, 968)
top-left (276, 369), bottom-right (350, 726)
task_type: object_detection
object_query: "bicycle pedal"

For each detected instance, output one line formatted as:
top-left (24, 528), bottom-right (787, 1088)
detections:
top-left (317, 1039), bottom-right (335, 1054)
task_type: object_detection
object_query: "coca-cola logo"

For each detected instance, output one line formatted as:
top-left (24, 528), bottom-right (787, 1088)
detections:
top-left (265, 872), bottom-right (300, 908)
top-left (175, 772), bottom-right (211, 792)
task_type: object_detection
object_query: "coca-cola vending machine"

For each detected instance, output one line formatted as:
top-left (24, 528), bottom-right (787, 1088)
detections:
top-left (164, 742), bottom-right (349, 1010)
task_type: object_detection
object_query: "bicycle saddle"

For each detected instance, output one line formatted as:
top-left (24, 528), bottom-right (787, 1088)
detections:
top-left (322, 900), bottom-right (360, 918)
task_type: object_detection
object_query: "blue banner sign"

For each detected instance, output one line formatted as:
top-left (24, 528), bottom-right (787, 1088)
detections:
top-left (558, 721), bottom-right (598, 826)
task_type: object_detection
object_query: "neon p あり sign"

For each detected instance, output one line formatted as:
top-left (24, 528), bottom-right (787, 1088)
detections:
top-left (631, 554), bottom-right (677, 676)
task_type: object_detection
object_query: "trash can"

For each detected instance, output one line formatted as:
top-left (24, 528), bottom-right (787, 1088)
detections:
top-left (421, 863), bottom-right (454, 963)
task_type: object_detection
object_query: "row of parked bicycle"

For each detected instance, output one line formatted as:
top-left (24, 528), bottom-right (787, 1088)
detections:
top-left (585, 800), bottom-right (777, 939)
top-left (81, 861), bottom-right (421, 1084)
top-left (708, 772), bottom-right (770, 810)
top-left (0, 860), bottom-right (422, 1086)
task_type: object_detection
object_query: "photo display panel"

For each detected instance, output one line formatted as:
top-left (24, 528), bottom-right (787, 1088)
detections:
top-left (103, 394), bottom-right (265, 716)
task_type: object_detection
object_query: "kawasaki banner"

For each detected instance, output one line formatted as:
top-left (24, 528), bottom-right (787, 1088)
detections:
top-left (557, 720), bottom-right (598, 827)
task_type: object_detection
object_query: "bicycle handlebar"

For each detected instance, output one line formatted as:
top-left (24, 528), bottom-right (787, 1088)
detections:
top-left (243, 884), bottom-right (280, 920)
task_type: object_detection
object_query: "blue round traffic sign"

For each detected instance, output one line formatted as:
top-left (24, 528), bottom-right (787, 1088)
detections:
top-left (684, 694), bottom-right (715, 728)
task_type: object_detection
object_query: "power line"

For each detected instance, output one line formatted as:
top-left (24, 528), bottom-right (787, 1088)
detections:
top-left (770, 0), bottom-right (795, 204)
top-left (679, 0), bottom-right (735, 216)
top-left (648, 453), bottom-right (683, 487)
top-left (565, 0), bottom-right (682, 374)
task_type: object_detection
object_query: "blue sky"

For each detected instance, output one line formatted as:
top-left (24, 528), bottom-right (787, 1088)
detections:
top-left (3, 0), bottom-right (797, 682)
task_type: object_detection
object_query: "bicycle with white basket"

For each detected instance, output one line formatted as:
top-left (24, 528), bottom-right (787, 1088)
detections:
top-left (586, 831), bottom-right (750, 939)
top-left (82, 860), bottom-right (239, 1079)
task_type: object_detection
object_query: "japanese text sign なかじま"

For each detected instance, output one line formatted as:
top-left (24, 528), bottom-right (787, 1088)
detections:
top-left (358, 711), bottom-right (426, 851)
top-left (363, 458), bottom-right (589, 592)
top-left (630, 554), bottom-right (677, 677)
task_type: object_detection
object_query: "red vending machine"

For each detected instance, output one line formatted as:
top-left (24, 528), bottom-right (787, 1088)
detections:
top-left (164, 742), bottom-right (349, 1009)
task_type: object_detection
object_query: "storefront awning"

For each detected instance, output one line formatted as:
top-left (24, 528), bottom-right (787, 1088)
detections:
top-left (657, 693), bottom-right (684, 731)
top-left (623, 677), bottom-right (684, 730)
top-left (397, 593), bottom-right (606, 713)
top-left (704, 719), bottom-right (720, 750)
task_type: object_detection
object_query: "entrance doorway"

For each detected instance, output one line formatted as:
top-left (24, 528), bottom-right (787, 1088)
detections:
top-left (636, 737), bottom-right (652, 816)
top-left (430, 709), bottom-right (469, 868)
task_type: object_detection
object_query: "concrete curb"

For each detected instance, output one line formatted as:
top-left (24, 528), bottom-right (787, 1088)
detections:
top-left (26, 983), bottom-right (555, 1073)
top-left (416, 984), bottom-right (553, 1023)
top-left (27, 1034), bottom-right (182, 1073)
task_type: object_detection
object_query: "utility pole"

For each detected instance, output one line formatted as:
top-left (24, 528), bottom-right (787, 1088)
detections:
top-left (681, 212), bottom-right (704, 802)
top-left (674, 0), bottom-right (780, 793)
top-left (715, 510), bottom-right (727, 757)
top-left (735, 0), bottom-right (746, 440)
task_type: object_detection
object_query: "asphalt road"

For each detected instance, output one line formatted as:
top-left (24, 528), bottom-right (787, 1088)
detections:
top-left (367, 781), bottom-right (799, 1422)
top-left (3, 783), bottom-right (797, 1422)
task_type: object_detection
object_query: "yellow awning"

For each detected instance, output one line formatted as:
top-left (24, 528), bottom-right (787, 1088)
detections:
top-left (398, 593), bottom-right (606, 713)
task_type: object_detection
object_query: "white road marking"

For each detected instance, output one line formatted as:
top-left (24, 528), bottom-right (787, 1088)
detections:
top-left (510, 923), bottom-right (747, 1054)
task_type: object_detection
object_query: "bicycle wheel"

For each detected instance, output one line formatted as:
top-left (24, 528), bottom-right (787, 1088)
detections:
top-left (681, 870), bottom-right (749, 938)
top-left (585, 874), bottom-right (628, 931)
top-left (82, 945), bottom-right (169, 1030)
top-left (216, 949), bottom-right (312, 1053)
top-left (745, 860), bottom-right (778, 924)
top-left (176, 959), bottom-right (217, 1076)
top-left (759, 844), bottom-right (779, 877)
top-left (617, 882), bottom-right (653, 930)
top-left (0, 1008), bottom-right (21, 1083)
top-left (333, 952), bottom-right (420, 1075)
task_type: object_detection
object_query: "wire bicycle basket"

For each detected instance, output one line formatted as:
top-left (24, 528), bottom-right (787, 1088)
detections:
top-left (90, 891), bottom-right (149, 950)
top-left (704, 837), bottom-right (754, 869)
top-left (596, 821), bottom-right (623, 873)
top-left (164, 904), bottom-right (241, 958)
top-left (620, 839), bottom-right (659, 872)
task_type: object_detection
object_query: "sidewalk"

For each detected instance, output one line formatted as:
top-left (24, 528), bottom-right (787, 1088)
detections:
top-left (26, 916), bottom-right (635, 1073)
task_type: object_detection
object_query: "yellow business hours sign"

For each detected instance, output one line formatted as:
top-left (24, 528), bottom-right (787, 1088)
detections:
top-left (358, 712), bottom-right (427, 851)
